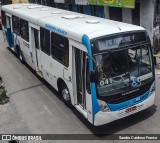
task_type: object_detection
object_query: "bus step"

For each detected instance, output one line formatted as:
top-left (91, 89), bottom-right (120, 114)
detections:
top-left (36, 70), bottom-right (43, 78)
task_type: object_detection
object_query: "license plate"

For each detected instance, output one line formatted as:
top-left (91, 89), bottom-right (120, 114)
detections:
top-left (126, 106), bottom-right (137, 113)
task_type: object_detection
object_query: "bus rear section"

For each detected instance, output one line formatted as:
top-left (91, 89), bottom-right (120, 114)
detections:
top-left (87, 31), bottom-right (156, 126)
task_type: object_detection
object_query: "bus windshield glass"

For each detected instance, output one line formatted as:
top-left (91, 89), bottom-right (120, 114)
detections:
top-left (92, 37), bottom-right (153, 97)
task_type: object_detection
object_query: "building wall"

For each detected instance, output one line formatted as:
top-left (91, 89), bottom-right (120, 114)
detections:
top-left (75, 0), bottom-right (88, 5)
top-left (54, 0), bottom-right (64, 3)
top-left (105, 6), bottom-right (132, 23)
top-left (104, 6), bottom-right (109, 19)
top-left (153, 0), bottom-right (160, 54)
top-left (140, 0), bottom-right (154, 44)
top-left (122, 8), bottom-right (132, 24)
top-left (104, 1), bottom-right (154, 45)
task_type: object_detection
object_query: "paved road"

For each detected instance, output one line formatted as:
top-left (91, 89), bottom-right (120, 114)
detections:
top-left (0, 31), bottom-right (160, 143)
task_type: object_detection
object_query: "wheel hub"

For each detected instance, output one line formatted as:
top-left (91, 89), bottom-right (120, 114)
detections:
top-left (62, 89), bottom-right (70, 101)
top-left (20, 54), bottom-right (22, 61)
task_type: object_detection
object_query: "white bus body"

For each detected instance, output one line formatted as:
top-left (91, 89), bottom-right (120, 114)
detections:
top-left (1, 4), bottom-right (156, 126)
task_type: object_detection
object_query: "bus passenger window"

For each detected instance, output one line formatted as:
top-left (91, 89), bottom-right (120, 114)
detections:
top-left (12, 15), bottom-right (20, 35)
top-left (20, 19), bottom-right (29, 42)
top-left (40, 27), bottom-right (50, 55)
top-left (1, 11), bottom-right (6, 27)
top-left (51, 32), bottom-right (69, 67)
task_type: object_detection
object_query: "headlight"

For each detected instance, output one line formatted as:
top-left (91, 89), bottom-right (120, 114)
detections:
top-left (100, 104), bottom-right (110, 112)
top-left (98, 100), bottom-right (110, 112)
top-left (150, 82), bottom-right (155, 94)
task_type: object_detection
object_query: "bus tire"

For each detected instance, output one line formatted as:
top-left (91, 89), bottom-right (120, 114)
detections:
top-left (60, 83), bottom-right (72, 108)
top-left (19, 49), bottom-right (24, 64)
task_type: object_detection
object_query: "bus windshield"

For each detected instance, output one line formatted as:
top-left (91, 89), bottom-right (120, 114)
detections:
top-left (93, 44), bottom-right (153, 97)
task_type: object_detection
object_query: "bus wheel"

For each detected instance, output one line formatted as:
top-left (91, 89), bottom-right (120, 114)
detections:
top-left (61, 83), bottom-right (72, 108)
top-left (19, 50), bottom-right (24, 64)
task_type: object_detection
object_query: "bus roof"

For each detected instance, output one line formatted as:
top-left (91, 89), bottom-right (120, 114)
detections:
top-left (2, 4), bottom-right (145, 42)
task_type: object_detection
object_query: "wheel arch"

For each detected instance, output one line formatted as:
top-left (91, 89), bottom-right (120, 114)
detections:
top-left (57, 78), bottom-right (66, 93)
top-left (57, 78), bottom-right (74, 106)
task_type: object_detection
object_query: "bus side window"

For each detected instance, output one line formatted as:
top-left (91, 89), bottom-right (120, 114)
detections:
top-left (40, 27), bottom-right (50, 56)
top-left (12, 15), bottom-right (20, 35)
top-left (1, 11), bottom-right (6, 27)
top-left (86, 58), bottom-right (91, 94)
top-left (20, 19), bottom-right (29, 42)
top-left (51, 32), bottom-right (69, 67)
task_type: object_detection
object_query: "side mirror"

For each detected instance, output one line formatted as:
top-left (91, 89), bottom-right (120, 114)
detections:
top-left (90, 70), bottom-right (98, 83)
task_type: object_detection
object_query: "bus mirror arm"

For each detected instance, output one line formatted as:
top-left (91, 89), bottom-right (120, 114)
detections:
top-left (87, 55), bottom-right (99, 83)
top-left (90, 70), bottom-right (98, 83)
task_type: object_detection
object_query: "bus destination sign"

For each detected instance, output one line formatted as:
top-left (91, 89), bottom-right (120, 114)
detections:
top-left (95, 32), bottom-right (147, 52)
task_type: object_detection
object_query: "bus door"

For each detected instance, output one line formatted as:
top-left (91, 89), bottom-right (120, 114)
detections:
top-left (30, 26), bottom-right (41, 72)
top-left (5, 14), bottom-right (13, 48)
top-left (75, 48), bottom-right (86, 109)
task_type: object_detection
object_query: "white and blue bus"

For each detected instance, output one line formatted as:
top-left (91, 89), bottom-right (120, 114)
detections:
top-left (1, 4), bottom-right (156, 126)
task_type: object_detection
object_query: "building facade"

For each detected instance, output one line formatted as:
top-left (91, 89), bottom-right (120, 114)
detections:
top-left (104, 0), bottom-right (154, 45)
top-left (30, 0), bottom-right (154, 43)
top-left (153, 0), bottom-right (160, 54)
top-left (24, 0), bottom-right (159, 53)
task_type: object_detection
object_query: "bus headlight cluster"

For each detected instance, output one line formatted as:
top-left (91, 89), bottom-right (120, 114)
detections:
top-left (150, 82), bottom-right (155, 94)
top-left (98, 100), bottom-right (110, 112)
top-left (100, 104), bottom-right (110, 112)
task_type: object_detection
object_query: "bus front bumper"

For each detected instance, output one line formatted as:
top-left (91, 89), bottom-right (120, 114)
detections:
top-left (94, 92), bottom-right (155, 126)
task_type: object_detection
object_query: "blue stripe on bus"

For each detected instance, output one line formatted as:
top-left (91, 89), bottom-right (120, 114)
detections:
top-left (82, 34), bottom-right (100, 123)
top-left (107, 89), bottom-right (151, 111)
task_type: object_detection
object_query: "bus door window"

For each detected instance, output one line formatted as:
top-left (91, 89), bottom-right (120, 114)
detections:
top-left (12, 15), bottom-right (20, 35)
top-left (1, 11), bottom-right (6, 27)
top-left (34, 29), bottom-right (39, 50)
top-left (6, 16), bottom-right (11, 29)
top-left (75, 48), bottom-right (86, 109)
top-left (32, 28), bottom-right (40, 70)
top-left (5, 14), bottom-right (13, 47)
top-left (86, 57), bottom-right (91, 94)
